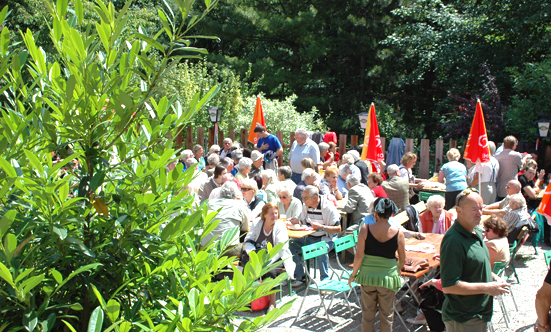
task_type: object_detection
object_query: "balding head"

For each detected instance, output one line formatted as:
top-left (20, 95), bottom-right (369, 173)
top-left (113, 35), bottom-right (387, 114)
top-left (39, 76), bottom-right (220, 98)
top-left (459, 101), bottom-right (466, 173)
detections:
top-left (507, 180), bottom-right (521, 194)
top-left (456, 191), bottom-right (483, 232)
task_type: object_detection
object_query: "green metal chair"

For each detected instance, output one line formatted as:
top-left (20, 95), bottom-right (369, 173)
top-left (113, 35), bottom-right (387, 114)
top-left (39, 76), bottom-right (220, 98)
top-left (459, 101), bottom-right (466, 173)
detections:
top-left (544, 250), bottom-right (551, 268)
top-left (508, 226), bottom-right (529, 284)
top-left (333, 235), bottom-right (361, 306)
top-left (419, 191), bottom-right (445, 202)
top-left (294, 241), bottom-right (357, 329)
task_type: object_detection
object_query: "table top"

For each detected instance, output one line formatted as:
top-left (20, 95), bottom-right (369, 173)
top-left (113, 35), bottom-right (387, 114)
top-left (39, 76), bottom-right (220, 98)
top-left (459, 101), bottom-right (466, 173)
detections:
top-left (419, 185), bottom-right (446, 193)
top-left (336, 199), bottom-right (347, 210)
top-left (401, 233), bottom-right (443, 279)
top-left (287, 229), bottom-right (315, 239)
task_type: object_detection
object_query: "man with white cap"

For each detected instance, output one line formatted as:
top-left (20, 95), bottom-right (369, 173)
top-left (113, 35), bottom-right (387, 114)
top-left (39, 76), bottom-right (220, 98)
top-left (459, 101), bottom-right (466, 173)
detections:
top-left (249, 150), bottom-right (264, 179)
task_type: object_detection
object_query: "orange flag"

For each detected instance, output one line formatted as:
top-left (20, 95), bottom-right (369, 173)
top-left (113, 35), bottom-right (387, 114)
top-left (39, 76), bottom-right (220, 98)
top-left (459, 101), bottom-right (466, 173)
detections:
top-left (248, 96), bottom-right (266, 145)
top-left (538, 183), bottom-right (551, 224)
top-left (463, 100), bottom-right (490, 164)
top-left (361, 103), bottom-right (384, 162)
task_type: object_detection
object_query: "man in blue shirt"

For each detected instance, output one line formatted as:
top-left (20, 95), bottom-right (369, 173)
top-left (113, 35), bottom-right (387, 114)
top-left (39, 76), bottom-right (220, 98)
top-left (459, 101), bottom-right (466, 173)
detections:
top-left (254, 125), bottom-right (283, 172)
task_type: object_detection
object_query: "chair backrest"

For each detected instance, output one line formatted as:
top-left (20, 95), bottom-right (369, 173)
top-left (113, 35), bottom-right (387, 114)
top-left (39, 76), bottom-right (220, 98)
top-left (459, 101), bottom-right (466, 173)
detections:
top-left (334, 235), bottom-right (356, 253)
top-left (492, 261), bottom-right (508, 276)
top-left (393, 210), bottom-right (409, 226)
top-left (545, 250), bottom-right (551, 268)
top-left (301, 241), bottom-right (328, 261)
top-left (353, 229), bottom-right (359, 243)
top-left (414, 200), bottom-right (427, 214)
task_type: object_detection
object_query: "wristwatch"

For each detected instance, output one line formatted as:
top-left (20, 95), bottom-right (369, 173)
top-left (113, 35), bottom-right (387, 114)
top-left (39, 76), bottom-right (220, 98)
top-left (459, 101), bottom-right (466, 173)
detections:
top-left (323, 226), bottom-right (327, 232)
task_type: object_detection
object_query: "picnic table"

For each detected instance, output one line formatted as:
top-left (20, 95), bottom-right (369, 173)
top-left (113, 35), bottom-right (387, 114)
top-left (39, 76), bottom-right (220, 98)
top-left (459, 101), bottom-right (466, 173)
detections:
top-left (401, 233), bottom-right (443, 279)
top-left (287, 227), bottom-right (315, 239)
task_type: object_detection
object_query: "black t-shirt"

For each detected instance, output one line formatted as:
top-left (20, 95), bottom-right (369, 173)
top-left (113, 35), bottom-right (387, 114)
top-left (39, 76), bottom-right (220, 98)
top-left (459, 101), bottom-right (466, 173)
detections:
top-left (518, 174), bottom-right (539, 209)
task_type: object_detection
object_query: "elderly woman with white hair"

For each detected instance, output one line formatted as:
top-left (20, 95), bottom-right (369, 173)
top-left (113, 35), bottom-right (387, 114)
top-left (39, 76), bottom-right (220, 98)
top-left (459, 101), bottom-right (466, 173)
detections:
top-left (236, 157), bottom-right (253, 180)
top-left (276, 183), bottom-right (302, 220)
top-left (438, 148), bottom-right (468, 210)
top-left (241, 178), bottom-right (266, 220)
top-left (418, 195), bottom-right (454, 234)
top-left (261, 169), bottom-right (279, 203)
top-left (204, 153), bottom-right (220, 177)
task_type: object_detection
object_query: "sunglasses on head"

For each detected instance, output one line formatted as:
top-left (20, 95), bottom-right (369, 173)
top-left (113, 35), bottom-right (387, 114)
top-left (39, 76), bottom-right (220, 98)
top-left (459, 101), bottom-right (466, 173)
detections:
top-left (455, 187), bottom-right (479, 206)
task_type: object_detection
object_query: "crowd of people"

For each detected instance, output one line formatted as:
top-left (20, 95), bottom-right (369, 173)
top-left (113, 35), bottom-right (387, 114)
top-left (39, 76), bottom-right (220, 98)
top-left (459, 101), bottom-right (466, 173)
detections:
top-left (181, 128), bottom-right (549, 331)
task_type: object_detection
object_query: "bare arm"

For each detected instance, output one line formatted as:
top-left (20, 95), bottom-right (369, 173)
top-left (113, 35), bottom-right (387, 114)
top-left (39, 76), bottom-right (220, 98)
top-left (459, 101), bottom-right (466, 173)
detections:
top-left (482, 208), bottom-right (506, 217)
top-left (349, 224), bottom-right (367, 287)
top-left (397, 229), bottom-right (406, 272)
top-left (442, 280), bottom-right (509, 297)
top-left (536, 282), bottom-right (551, 331)
top-left (438, 170), bottom-right (445, 183)
top-left (471, 172), bottom-right (480, 187)
top-left (275, 147), bottom-right (283, 158)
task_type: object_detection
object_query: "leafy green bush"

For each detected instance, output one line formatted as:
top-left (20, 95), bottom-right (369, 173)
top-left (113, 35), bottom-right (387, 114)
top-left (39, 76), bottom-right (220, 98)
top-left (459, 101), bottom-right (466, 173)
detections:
top-left (0, 0), bottom-right (290, 331)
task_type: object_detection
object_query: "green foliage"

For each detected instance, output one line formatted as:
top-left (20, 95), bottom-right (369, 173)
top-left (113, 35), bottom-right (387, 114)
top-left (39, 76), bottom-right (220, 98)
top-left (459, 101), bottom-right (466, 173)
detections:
top-left (0, 0), bottom-right (290, 331)
top-left (507, 59), bottom-right (551, 142)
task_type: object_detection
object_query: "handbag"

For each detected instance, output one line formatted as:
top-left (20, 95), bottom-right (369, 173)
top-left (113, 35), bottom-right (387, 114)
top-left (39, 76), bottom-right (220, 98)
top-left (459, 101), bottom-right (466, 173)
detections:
top-left (526, 217), bottom-right (540, 235)
top-left (401, 257), bottom-right (429, 273)
top-left (240, 239), bottom-right (262, 267)
top-left (419, 285), bottom-right (445, 310)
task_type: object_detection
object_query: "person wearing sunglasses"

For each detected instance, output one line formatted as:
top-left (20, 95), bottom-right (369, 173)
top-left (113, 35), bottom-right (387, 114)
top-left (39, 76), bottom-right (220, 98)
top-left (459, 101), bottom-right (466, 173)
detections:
top-left (440, 190), bottom-right (510, 332)
top-left (276, 183), bottom-right (302, 220)
top-left (240, 178), bottom-right (265, 221)
top-left (482, 216), bottom-right (510, 268)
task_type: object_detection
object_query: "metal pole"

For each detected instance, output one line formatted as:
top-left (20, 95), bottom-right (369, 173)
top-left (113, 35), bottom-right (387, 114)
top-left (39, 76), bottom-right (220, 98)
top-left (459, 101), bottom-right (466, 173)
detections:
top-left (214, 122), bottom-right (218, 146)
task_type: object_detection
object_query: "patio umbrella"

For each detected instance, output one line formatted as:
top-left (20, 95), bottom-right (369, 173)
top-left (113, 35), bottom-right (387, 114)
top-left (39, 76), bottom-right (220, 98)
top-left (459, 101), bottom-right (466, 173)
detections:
top-left (537, 183), bottom-right (551, 225)
top-left (360, 103), bottom-right (384, 171)
top-left (463, 100), bottom-right (490, 193)
top-left (248, 96), bottom-right (266, 145)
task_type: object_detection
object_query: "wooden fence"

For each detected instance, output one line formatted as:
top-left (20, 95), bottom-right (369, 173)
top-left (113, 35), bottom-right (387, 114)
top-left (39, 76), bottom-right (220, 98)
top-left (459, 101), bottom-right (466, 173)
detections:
top-left (175, 126), bottom-right (459, 179)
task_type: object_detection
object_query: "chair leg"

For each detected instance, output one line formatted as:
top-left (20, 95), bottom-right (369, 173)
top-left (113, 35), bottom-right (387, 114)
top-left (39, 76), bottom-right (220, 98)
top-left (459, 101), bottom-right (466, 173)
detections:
top-left (294, 282), bottom-right (310, 323)
top-left (498, 295), bottom-right (510, 328)
top-left (509, 287), bottom-right (519, 311)
top-left (317, 288), bottom-right (333, 329)
top-left (343, 291), bottom-right (353, 318)
top-left (393, 302), bottom-right (409, 331)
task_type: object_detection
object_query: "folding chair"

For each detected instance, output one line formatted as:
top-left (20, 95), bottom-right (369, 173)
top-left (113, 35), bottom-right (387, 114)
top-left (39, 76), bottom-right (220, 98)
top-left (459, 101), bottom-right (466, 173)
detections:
top-left (333, 235), bottom-right (361, 306)
top-left (509, 226), bottom-right (529, 283)
top-left (544, 250), bottom-right (551, 268)
top-left (492, 261), bottom-right (518, 328)
top-left (294, 241), bottom-right (357, 329)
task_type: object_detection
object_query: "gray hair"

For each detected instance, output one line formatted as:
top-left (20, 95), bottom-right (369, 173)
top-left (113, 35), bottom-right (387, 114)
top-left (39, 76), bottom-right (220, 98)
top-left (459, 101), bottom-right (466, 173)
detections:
top-left (301, 168), bottom-right (316, 181)
top-left (341, 153), bottom-right (355, 165)
top-left (427, 195), bottom-right (446, 210)
top-left (220, 157), bottom-right (233, 168)
top-left (303, 185), bottom-right (319, 197)
top-left (223, 138), bottom-right (232, 144)
top-left (220, 181), bottom-right (240, 199)
top-left (348, 150), bottom-right (361, 162)
top-left (509, 194), bottom-right (526, 208)
top-left (241, 178), bottom-right (258, 196)
top-left (238, 157), bottom-right (253, 170)
top-left (180, 149), bottom-right (193, 159)
top-left (220, 173), bottom-right (234, 184)
top-left (318, 142), bottom-right (329, 152)
top-left (193, 144), bottom-right (203, 153)
top-left (338, 164), bottom-right (351, 178)
top-left (185, 157), bottom-right (198, 169)
top-left (276, 182), bottom-right (293, 197)
top-left (346, 173), bottom-right (361, 186)
top-left (295, 128), bottom-right (308, 138)
top-left (387, 164), bottom-right (400, 176)
top-left (488, 141), bottom-right (496, 156)
top-left (261, 169), bottom-right (278, 185)
top-left (231, 149), bottom-right (243, 161)
top-left (209, 145), bottom-right (220, 154)
top-left (207, 153), bottom-right (220, 166)
top-left (278, 166), bottom-right (292, 179)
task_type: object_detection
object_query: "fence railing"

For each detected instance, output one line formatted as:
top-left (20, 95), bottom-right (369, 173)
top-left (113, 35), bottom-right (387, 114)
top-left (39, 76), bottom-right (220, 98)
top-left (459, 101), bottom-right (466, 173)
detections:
top-left (175, 126), bottom-right (458, 179)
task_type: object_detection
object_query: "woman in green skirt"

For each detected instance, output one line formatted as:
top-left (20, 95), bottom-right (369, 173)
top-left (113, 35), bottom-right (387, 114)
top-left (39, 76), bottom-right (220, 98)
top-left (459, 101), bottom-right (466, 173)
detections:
top-left (349, 197), bottom-right (406, 332)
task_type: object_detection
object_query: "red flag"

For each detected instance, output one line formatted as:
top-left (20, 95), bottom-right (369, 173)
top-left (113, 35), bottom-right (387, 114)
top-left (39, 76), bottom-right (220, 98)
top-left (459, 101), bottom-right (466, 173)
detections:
top-left (361, 103), bottom-right (384, 162)
top-left (463, 100), bottom-right (490, 164)
top-left (538, 183), bottom-right (551, 225)
top-left (248, 96), bottom-right (266, 145)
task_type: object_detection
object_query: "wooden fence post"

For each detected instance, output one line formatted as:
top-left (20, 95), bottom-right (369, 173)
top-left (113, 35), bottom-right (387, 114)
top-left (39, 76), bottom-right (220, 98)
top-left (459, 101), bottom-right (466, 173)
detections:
top-left (229, 128), bottom-right (235, 142)
top-left (208, 127), bottom-right (214, 147)
top-left (218, 129), bottom-right (224, 145)
top-left (185, 126), bottom-right (193, 149)
top-left (380, 137), bottom-right (386, 156)
top-left (435, 139), bottom-right (444, 175)
top-left (351, 135), bottom-right (358, 147)
top-left (276, 131), bottom-right (284, 166)
top-left (450, 140), bottom-right (457, 149)
top-left (290, 132), bottom-right (295, 147)
top-left (405, 138), bottom-right (414, 153)
top-left (197, 127), bottom-right (205, 149)
top-left (175, 126), bottom-right (183, 149)
top-left (240, 129), bottom-right (248, 147)
top-left (419, 139), bottom-right (430, 179)
top-left (339, 134), bottom-right (347, 158)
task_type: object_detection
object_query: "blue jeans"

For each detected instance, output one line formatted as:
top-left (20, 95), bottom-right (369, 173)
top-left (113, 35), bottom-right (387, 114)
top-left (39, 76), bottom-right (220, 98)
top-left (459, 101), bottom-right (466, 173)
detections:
top-left (290, 236), bottom-right (334, 281)
top-left (291, 172), bottom-right (302, 185)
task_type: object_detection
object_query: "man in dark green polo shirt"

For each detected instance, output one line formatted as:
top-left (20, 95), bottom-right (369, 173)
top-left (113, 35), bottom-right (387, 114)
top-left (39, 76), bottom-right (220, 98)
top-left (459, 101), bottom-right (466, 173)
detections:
top-left (440, 190), bottom-right (510, 332)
